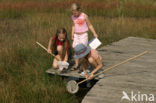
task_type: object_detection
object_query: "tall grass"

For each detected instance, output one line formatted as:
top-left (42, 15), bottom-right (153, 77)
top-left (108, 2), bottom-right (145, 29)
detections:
top-left (0, 0), bottom-right (156, 18)
top-left (0, 0), bottom-right (156, 103)
top-left (0, 14), bottom-right (78, 103)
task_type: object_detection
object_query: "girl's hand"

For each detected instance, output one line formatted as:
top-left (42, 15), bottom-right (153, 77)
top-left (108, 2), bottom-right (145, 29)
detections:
top-left (94, 33), bottom-right (98, 38)
top-left (88, 73), bottom-right (94, 79)
top-left (47, 49), bottom-right (52, 54)
top-left (84, 74), bottom-right (89, 79)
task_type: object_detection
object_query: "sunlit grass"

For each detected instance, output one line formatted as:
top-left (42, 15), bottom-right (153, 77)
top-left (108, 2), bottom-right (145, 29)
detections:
top-left (0, 0), bottom-right (156, 103)
top-left (0, 0), bottom-right (155, 18)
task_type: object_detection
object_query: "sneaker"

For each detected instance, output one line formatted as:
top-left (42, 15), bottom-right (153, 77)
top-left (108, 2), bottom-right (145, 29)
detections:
top-left (87, 70), bottom-right (90, 74)
top-left (80, 71), bottom-right (84, 76)
top-left (80, 70), bottom-right (90, 77)
top-left (98, 73), bottom-right (104, 79)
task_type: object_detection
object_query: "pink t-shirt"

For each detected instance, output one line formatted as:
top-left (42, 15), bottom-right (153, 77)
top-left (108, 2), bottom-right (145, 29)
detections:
top-left (72, 12), bottom-right (89, 33)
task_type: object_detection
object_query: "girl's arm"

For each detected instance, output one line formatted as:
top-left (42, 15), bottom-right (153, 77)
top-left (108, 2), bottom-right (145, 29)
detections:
top-left (85, 15), bottom-right (98, 38)
top-left (89, 57), bottom-right (103, 78)
top-left (71, 22), bottom-right (75, 41)
top-left (47, 37), bottom-right (52, 54)
top-left (63, 50), bottom-right (68, 62)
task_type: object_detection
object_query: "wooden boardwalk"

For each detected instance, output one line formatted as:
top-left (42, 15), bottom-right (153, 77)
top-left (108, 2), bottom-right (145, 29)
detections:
top-left (46, 64), bottom-right (86, 79)
top-left (46, 37), bottom-right (156, 103)
top-left (82, 37), bottom-right (156, 103)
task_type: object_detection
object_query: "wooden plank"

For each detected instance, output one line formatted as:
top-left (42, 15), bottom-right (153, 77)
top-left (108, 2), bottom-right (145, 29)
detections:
top-left (45, 37), bottom-right (156, 103)
top-left (82, 37), bottom-right (156, 103)
top-left (46, 68), bottom-right (85, 78)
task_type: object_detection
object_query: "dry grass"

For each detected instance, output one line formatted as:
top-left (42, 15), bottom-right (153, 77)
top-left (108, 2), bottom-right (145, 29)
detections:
top-left (0, 0), bottom-right (156, 103)
top-left (0, 0), bottom-right (155, 17)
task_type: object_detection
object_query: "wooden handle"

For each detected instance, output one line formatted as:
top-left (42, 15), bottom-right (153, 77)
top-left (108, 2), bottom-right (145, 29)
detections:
top-left (36, 42), bottom-right (60, 61)
top-left (78, 51), bottom-right (148, 85)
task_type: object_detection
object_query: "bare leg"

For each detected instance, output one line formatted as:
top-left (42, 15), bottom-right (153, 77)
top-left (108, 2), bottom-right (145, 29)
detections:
top-left (52, 55), bottom-right (61, 69)
top-left (88, 57), bottom-right (98, 67)
top-left (53, 58), bottom-right (58, 69)
top-left (88, 57), bottom-right (104, 79)
top-left (71, 59), bottom-right (79, 70)
top-left (75, 59), bottom-right (79, 67)
top-left (57, 45), bottom-right (63, 60)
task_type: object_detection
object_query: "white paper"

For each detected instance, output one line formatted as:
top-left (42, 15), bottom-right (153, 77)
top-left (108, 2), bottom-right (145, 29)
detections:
top-left (89, 38), bottom-right (102, 49)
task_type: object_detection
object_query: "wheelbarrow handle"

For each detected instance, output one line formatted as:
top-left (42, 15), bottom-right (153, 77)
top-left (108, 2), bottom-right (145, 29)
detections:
top-left (36, 42), bottom-right (61, 61)
top-left (78, 51), bottom-right (148, 85)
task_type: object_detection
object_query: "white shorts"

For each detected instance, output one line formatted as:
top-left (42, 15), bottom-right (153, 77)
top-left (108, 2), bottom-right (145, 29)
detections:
top-left (72, 33), bottom-right (88, 48)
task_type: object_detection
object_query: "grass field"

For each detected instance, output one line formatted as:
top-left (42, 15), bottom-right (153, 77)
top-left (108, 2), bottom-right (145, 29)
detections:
top-left (0, 0), bottom-right (156, 103)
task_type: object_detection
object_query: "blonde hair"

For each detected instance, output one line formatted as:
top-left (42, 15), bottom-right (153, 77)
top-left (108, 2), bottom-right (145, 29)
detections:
top-left (71, 3), bottom-right (81, 11)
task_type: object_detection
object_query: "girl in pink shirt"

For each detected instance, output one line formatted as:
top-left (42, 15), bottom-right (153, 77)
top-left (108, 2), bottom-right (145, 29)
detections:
top-left (71, 3), bottom-right (99, 70)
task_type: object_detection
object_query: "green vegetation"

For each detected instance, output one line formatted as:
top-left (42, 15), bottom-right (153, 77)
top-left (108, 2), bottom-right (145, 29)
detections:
top-left (0, 0), bottom-right (156, 103)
